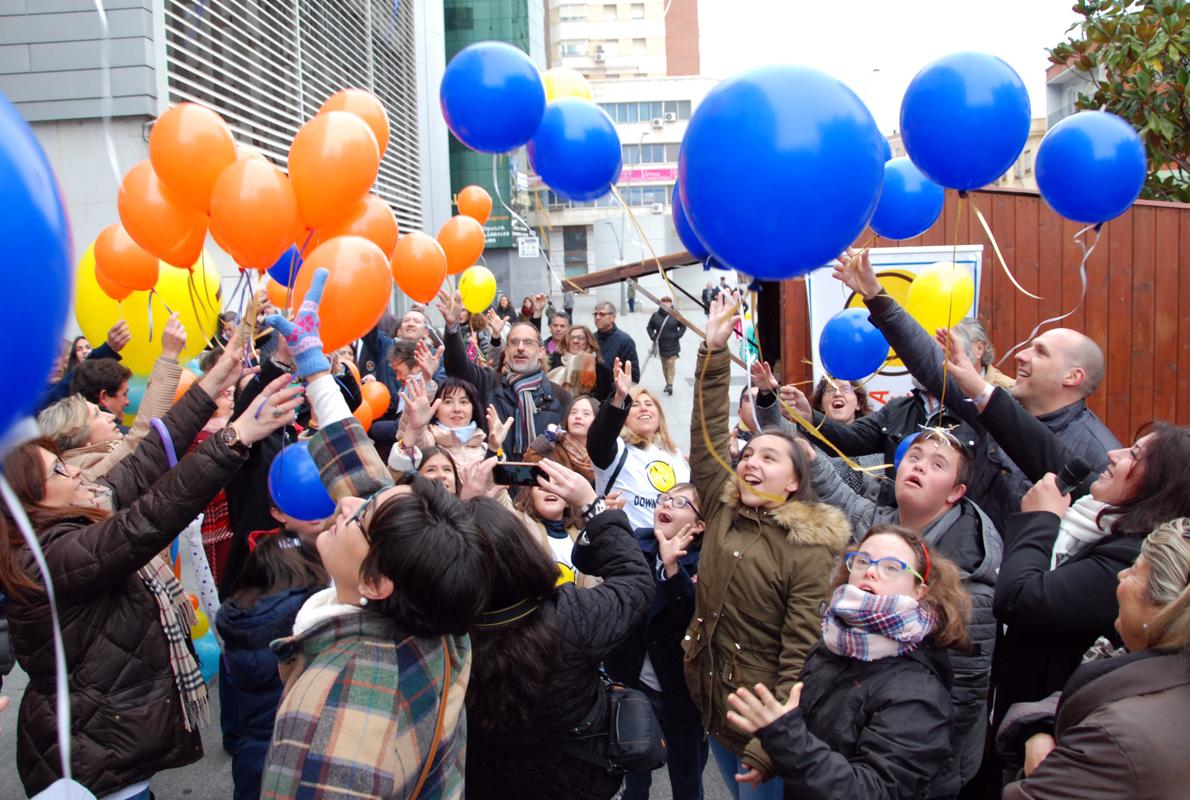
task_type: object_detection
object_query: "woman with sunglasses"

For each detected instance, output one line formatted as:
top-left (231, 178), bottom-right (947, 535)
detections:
top-left (605, 483), bottom-right (710, 800)
top-left (258, 271), bottom-right (493, 799)
top-left (725, 524), bottom-right (971, 799)
top-left (1, 332), bottom-right (302, 799)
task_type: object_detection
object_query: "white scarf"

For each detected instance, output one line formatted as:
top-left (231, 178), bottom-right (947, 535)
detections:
top-left (1051, 495), bottom-right (1115, 569)
top-left (293, 586), bottom-right (362, 636)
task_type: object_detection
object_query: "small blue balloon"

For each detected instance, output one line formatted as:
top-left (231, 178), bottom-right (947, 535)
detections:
top-left (268, 245), bottom-right (303, 287)
top-left (193, 631), bottom-right (221, 684)
top-left (680, 65), bottom-right (885, 280)
top-left (900, 52), bottom-right (1031, 190)
top-left (527, 99), bottom-right (622, 201)
top-left (268, 440), bottom-right (336, 521)
top-left (440, 42), bottom-right (546, 154)
top-left (672, 184), bottom-right (709, 260)
top-left (870, 157), bottom-right (946, 240)
top-left (819, 308), bottom-right (890, 381)
top-left (894, 432), bottom-right (922, 471)
top-left (0, 93), bottom-right (73, 439)
top-left (1036, 111), bottom-right (1147, 224)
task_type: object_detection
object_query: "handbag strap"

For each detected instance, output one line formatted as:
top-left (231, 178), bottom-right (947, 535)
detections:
top-left (410, 639), bottom-right (452, 800)
top-left (603, 444), bottom-right (631, 496)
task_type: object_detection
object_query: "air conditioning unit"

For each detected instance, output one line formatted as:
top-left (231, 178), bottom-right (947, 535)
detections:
top-left (650, 202), bottom-right (665, 214)
top-left (650, 117), bottom-right (664, 129)
top-left (663, 112), bottom-right (677, 122)
top-left (593, 52), bottom-right (605, 63)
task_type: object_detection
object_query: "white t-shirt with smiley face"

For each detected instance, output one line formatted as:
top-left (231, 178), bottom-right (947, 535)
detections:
top-left (594, 438), bottom-right (691, 530)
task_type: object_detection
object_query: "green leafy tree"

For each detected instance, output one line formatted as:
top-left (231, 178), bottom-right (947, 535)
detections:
top-left (1049, 0), bottom-right (1190, 202)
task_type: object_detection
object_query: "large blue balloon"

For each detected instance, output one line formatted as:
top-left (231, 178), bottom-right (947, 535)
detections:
top-left (440, 42), bottom-right (546, 154)
top-left (268, 245), bottom-right (303, 287)
top-left (527, 99), bottom-right (622, 201)
top-left (900, 52), bottom-right (1031, 191)
top-left (819, 308), bottom-right (890, 381)
top-left (268, 440), bottom-right (336, 521)
top-left (870, 157), bottom-right (946, 240)
top-left (679, 66), bottom-right (885, 280)
top-left (1036, 111), bottom-right (1146, 224)
top-left (672, 184), bottom-right (709, 260)
top-left (0, 93), bottom-right (73, 439)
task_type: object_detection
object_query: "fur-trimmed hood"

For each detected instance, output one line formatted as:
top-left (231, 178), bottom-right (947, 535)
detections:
top-left (721, 480), bottom-right (851, 554)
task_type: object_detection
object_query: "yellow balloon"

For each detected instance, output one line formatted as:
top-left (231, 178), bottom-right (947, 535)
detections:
top-left (904, 262), bottom-right (974, 336)
top-left (191, 609), bottom-right (209, 640)
top-left (458, 265), bottom-right (497, 314)
top-left (542, 68), bottom-right (593, 103)
top-left (76, 245), bottom-right (221, 376)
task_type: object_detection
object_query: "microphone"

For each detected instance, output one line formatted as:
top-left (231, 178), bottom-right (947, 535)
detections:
top-left (1055, 457), bottom-right (1094, 496)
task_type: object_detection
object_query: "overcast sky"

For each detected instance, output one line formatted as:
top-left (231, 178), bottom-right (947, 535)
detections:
top-left (698, 0), bottom-right (1083, 134)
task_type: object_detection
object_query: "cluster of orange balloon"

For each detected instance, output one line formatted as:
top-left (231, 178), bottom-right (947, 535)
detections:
top-left (352, 381), bottom-right (392, 432)
top-left (387, 184), bottom-right (492, 305)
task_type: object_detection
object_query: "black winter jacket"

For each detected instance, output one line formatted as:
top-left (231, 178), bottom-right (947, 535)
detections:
top-left (758, 643), bottom-right (956, 799)
top-left (646, 308), bottom-right (686, 358)
top-left (9, 385), bottom-right (248, 797)
top-left (465, 508), bottom-right (654, 800)
top-left (596, 325), bottom-right (640, 382)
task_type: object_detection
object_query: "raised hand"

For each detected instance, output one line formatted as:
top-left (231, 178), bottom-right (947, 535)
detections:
top-left (778, 384), bottom-right (813, 421)
top-left (531, 293), bottom-right (548, 315)
top-left (831, 247), bottom-right (882, 299)
top-left (604, 490), bottom-right (627, 510)
top-left (486, 405), bottom-right (513, 452)
top-left (656, 523), bottom-right (697, 578)
top-left (160, 313), bottom-right (188, 361)
top-left (398, 374), bottom-right (440, 433)
top-left (106, 320), bottom-right (132, 352)
top-left (435, 288), bottom-right (462, 328)
top-left (199, 329), bottom-right (259, 400)
top-left (228, 372), bottom-right (305, 446)
top-left (535, 458), bottom-right (597, 509)
top-left (705, 290), bottom-right (741, 351)
top-left (265, 268), bottom-right (330, 379)
top-left (934, 327), bottom-right (987, 400)
top-left (611, 357), bottom-right (633, 403)
top-left (726, 682), bottom-right (803, 736)
top-left (414, 340), bottom-right (444, 381)
top-left (750, 360), bottom-right (779, 392)
top-left (459, 455), bottom-right (500, 501)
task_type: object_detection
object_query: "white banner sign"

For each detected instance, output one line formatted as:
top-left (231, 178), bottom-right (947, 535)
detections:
top-left (805, 245), bottom-right (983, 409)
top-left (517, 236), bottom-right (541, 258)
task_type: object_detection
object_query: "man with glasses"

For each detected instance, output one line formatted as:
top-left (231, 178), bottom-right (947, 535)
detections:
top-left (437, 290), bottom-right (571, 460)
top-left (593, 301), bottom-right (639, 384)
top-left (800, 428), bottom-right (1002, 793)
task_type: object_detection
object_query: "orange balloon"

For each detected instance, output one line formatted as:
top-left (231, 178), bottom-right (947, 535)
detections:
top-left (457, 185), bottom-right (493, 225)
top-left (117, 160), bottom-right (208, 269)
top-left (291, 236), bottom-right (393, 352)
top-left (210, 158), bottom-right (301, 271)
top-left (437, 215), bottom-right (485, 276)
top-left (94, 223), bottom-right (159, 291)
top-left (288, 111), bottom-right (380, 228)
top-left (149, 103), bottom-right (237, 213)
top-left (352, 399), bottom-right (374, 432)
top-left (361, 381), bottom-right (392, 418)
top-left (319, 89), bottom-right (390, 157)
top-left (391, 232), bottom-right (448, 304)
top-left (318, 195), bottom-right (399, 258)
top-left (264, 277), bottom-right (289, 311)
top-left (95, 265), bottom-right (133, 301)
top-left (174, 370), bottom-right (198, 403)
top-left (345, 359), bottom-right (362, 388)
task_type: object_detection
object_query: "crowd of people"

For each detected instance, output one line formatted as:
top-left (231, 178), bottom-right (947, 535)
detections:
top-left (1, 249), bottom-right (1188, 800)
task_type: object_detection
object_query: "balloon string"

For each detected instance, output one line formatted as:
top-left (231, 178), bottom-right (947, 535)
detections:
top-left (938, 192), bottom-right (967, 411)
top-left (147, 288), bottom-right (156, 342)
top-left (490, 155), bottom-right (580, 294)
top-left (997, 223), bottom-right (1099, 366)
top-left (92, 0), bottom-right (122, 188)
top-left (967, 193), bottom-right (1043, 300)
top-left (285, 230), bottom-right (315, 315)
top-left (609, 184), bottom-right (682, 303)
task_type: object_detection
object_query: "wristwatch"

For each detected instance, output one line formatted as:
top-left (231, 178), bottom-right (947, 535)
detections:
top-left (580, 497), bottom-right (608, 523)
top-left (220, 425), bottom-right (250, 454)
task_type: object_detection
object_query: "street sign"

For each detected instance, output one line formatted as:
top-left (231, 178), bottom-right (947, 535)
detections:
top-left (517, 237), bottom-right (540, 258)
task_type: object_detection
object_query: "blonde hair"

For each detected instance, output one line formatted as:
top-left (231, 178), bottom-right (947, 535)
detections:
top-left (621, 387), bottom-right (679, 454)
top-left (37, 395), bottom-right (92, 451)
top-left (1141, 518), bottom-right (1190, 650)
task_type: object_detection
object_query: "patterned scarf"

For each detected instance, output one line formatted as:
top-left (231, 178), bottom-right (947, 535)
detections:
top-left (507, 370), bottom-right (545, 454)
top-left (140, 555), bottom-right (209, 731)
top-left (820, 584), bottom-right (935, 661)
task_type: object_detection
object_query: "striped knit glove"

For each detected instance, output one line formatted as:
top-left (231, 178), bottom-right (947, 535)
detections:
top-left (265, 268), bottom-right (330, 379)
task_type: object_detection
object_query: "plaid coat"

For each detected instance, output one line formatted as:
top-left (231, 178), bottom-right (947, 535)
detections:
top-left (261, 417), bottom-right (471, 799)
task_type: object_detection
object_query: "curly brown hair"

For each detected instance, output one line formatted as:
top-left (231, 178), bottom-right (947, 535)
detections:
top-left (831, 524), bottom-right (972, 652)
top-left (811, 377), bottom-right (871, 420)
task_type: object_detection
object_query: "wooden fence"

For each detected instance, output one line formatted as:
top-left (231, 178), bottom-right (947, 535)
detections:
top-left (778, 186), bottom-right (1190, 443)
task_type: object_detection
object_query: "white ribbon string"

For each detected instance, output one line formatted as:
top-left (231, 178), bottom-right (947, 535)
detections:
top-left (490, 155), bottom-right (577, 294)
top-left (93, 0), bottom-right (122, 187)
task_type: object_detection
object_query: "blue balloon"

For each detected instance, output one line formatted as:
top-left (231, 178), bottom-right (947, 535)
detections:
top-left (879, 136), bottom-right (892, 164)
top-left (894, 432), bottom-right (921, 471)
top-left (0, 94), bottom-right (73, 439)
top-left (123, 375), bottom-right (149, 419)
top-left (268, 440), bottom-right (336, 521)
top-left (900, 52), bottom-right (1030, 191)
top-left (193, 631), bottom-right (221, 684)
top-left (671, 184), bottom-right (709, 260)
top-left (1036, 111), bottom-right (1146, 224)
top-left (440, 42), bottom-right (546, 154)
top-left (870, 157), bottom-right (946, 240)
top-left (680, 66), bottom-right (885, 280)
top-left (527, 99), bottom-right (621, 201)
top-left (268, 245), bottom-right (303, 287)
top-left (819, 308), bottom-right (890, 381)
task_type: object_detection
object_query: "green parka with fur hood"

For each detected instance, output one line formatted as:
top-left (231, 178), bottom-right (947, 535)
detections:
top-left (683, 345), bottom-right (851, 776)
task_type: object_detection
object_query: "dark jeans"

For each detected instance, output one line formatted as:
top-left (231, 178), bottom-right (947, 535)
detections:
top-left (622, 685), bottom-right (708, 800)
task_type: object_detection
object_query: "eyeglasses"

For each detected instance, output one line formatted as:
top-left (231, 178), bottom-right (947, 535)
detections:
top-left (506, 337), bottom-right (539, 349)
top-left (593, 311), bottom-right (611, 318)
top-left (348, 492), bottom-right (381, 541)
top-left (50, 460), bottom-right (71, 479)
top-left (824, 382), bottom-right (855, 396)
top-left (845, 552), bottom-right (924, 583)
top-left (658, 492), bottom-right (702, 519)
